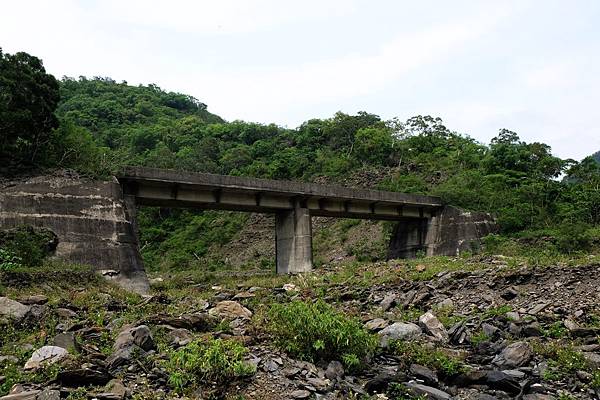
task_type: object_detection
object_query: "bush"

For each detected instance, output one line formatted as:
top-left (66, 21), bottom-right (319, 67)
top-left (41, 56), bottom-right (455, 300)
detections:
top-left (164, 338), bottom-right (255, 393)
top-left (265, 300), bottom-right (377, 371)
top-left (0, 249), bottom-right (22, 271)
top-left (0, 226), bottom-right (57, 267)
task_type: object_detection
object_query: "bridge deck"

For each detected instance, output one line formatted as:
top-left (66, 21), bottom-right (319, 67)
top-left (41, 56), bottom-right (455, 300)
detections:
top-left (118, 167), bottom-right (443, 220)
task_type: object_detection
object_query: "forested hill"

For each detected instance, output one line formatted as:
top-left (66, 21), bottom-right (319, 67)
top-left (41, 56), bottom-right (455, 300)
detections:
top-left (1, 49), bottom-right (599, 271)
top-left (593, 151), bottom-right (600, 163)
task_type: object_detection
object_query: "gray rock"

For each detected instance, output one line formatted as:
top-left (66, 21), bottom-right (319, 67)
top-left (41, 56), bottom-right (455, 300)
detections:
top-left (0, 297), bottom-right (30, 323)
top-left (410, 364), bottom-right (438, 386)
top-left (19, 295), bottom-right (48, 305)
top-left (404, 382), bottom-right (451, 400)
top-left (418, 312), bottom-right (449, 342)
top-left (167, 328), bottom-right (193, 347)
top-left (365, 318), bottom-right (388, 331)
top-left (325, 360), bottom-right (344, 380)
top-left (37, 389), bottom-right (60, 400)
top-left (0, 391), bottom-right (40, 400)
top-left (492, 341), bottom-right (532, 368)
top-left (380, 294), bottom-right (396, 311)
top-left (55, 308), bottom-right (78, 319)
top-left (584, 352), bottom-right (600, 369)
top-left (24, 345), bottom-right (68, 370)
top-left (290, 389), bottom-right (311, 399)
top-left (52, 332), bottom-right (79, 352)
top-left (57, 367), bottom-right (112, 386)
top-left (378, 322), bottom-right (422, 347)
top-left (113, 325), bottom-right (155, 352)
top-left (208, 300), bottom-right (252, 319)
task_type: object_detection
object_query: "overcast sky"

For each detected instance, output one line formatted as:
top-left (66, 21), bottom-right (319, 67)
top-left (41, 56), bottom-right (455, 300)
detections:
top-left (2, 0), bottom-right (599, 159)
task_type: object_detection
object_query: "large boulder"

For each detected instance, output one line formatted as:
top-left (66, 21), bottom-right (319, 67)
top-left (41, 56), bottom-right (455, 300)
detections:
top-left (418, 312), bottom-right (449, 342)
top-left (378, 322), bottom-right (422, 347)
top-left (208, 301), bottom-right (252, 319)
top-left (492, 341), bottom-right (533, 368)
top-left (24, 345), bottom-right (69, 370)
top-left (0, 297), bottom-right (31, 323)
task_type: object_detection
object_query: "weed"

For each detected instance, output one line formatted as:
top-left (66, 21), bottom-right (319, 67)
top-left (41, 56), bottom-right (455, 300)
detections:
top-left (533, 341), bottom-right (586, 380)
top-left (469, 330), bottom-right (491, 345)
top-left (164, 338), bottom-right (255, 393)
top-left (390, 340), bottom-right (467, 377)
top-left (264, 300), bottom-right (377, 371)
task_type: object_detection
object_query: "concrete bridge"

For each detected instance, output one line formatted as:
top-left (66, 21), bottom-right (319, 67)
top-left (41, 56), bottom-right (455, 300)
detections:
top-left (118, 167), bottom-right (443, 275)
top-left (0, 168), bottom-right (496, 293)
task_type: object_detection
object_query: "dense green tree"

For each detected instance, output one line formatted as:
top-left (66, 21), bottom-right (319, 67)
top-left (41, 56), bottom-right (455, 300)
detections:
top-left (0, 48), bottom-right (60, 168)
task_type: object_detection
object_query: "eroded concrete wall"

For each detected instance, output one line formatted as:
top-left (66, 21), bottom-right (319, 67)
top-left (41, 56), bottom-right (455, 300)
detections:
top-left (0, 173), bottom-right (149, 293)
top-left (387, 206), bottom-right (498, 259)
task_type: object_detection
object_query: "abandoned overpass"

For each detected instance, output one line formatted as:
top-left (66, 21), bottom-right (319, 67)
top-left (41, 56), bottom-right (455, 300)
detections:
top-left (117, 167), bottom-right (444, 275)
top-left (0, 168), bottom-right (496, 293)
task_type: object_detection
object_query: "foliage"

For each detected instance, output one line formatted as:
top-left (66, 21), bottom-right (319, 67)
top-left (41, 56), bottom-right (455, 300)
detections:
top-left (390, 340), bottom-right (466, 377)
top-left (0, 226), bottom-right (56, 267)
top-left (532, 341), bottom-right (587, 381)
top-left (265, 300), bottom-right (377, 371)
top-left (164, 338), bottom-right (255, 393)
top-left (0, 48), bottom-right (60, 171)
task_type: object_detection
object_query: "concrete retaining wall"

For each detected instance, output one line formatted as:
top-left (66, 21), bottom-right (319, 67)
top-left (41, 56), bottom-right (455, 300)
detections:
top-left (387, 206), bottom-right (498, 259)
top-left (0, 173), bottom-right (149, 293)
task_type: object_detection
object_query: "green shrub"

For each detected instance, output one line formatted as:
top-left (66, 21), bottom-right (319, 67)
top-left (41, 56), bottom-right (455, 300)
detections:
top-left (0, 249), bottom-right (22, 271)
top-left (265, 300), bottom-right (377, 371)
top-left (390, 340), bottom-right (466, 377)
top-left (164, 338), bottom-right (255, 393)
top-left (0, 226), bottom-right (56, 267)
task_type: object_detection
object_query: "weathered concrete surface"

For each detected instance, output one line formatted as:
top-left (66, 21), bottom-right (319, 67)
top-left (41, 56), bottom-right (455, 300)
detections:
top-left (0, 173), bottom-right (149, 293)
top-left (387, 206), bottom-right (498, 259)
top-left (276, 203), bottom-right (312, 274)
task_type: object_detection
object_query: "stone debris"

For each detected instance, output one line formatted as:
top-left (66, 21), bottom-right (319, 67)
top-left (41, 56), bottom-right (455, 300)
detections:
top-left (24, 346), bottom-right (68, 370)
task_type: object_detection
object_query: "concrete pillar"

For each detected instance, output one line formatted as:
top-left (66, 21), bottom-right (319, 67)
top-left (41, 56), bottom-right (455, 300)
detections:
top-left (275, 203), bottom-right (312, 274)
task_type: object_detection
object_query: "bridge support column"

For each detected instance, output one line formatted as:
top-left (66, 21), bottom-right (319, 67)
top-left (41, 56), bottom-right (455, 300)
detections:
top-left (275, 204), bottom-right (312, 274)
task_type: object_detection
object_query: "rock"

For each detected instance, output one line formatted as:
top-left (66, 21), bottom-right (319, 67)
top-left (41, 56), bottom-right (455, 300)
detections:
top-left (24, 345), bottom-right (68, 370)
top-left (380, 294), bottom-right (396, 311)
top-left (57, 367), bottom-right (112, 386)
top-left (325, 360), bottom-right (344, 380)
top-left (52, 332), bottom-right (79, 351)
top-left (97, 379), bottom-right (127, 399)
top-left (283, 283), bottom-right (298, 292)
top-left (0, 297), bottom-right (30, 323)
top-left (492, 341), bottom-right (532, 368)
top-left (167, 328), bottom-right (193, 347)
top-left (583, 352), bottom-right (600, 368)
top-left (208, 300), bottom-right (252, 319)
top-left (364, 370), bottom-right (408, 394)
top-left (113, 325), bottom-right (155, 351)
top-left (418, 312), bottom-right (449, 342)
top-left (106, 346), bottom-right (139, 371)
top-left (501, 287), bottom-right (518, 300)
top-left (378, 322), bottom-right (422, 347)
top-left (522, 322), bottom-right (542, 337)
top-left (404, 382), bottom-right (451, 400)
top-left (37, 389), bottom-right (60, 400)
top-left (528, 303), bottom-right (548, 315)
top-left (147, 313), bottom-right (215, 331)
top-left (483, 370), bottom-right (521, 394)
top-left (263, 359), bottom-right (279, 372)
top-left (481, 323), bottom-right (499, 338)
top-left (290, 389), bottom-right (311, 399)
top-left (19, 295), bottom-right (48, 305)
top-left (55, 308), bottom-right (78, 319)
top-left (233, 291), bottom-right (255, 299)
top-left (437, 298), bottom-right (454, 309)
top-left (0, 391), bottom-right (40, 400)
top-left (410, 364), bottom-right (438, 386)
top-left (365, 318), bottom-right (388, 331)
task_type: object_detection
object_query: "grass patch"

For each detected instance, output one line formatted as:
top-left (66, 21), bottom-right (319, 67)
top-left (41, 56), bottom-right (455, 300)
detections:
top-left (390, 340), bottom-right (467, 377)
top-left (164, 338), bottom-right (255, 394)
top-left (532, 341), bottom-right (587, 381)
top-left (264, 300), bottom-right (377, 371)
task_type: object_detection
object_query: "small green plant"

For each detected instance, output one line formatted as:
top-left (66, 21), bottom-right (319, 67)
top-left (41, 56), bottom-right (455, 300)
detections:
top-left (543, 321), bottom-right (568, 338)
top-left (164, 338), bottom-right (255, 393)
top-left (533, 341), bottom-right (586, 380)
top-left (265, 300), bottom-right (377, 371)
top-left (0, 249), bottom-right (22, 271)
top-left (591, 370), bottom-right (600, 389)
top-left (390, 340), bottom-right (466, 377)
top-left (469, 330), bottom-right (491, 345)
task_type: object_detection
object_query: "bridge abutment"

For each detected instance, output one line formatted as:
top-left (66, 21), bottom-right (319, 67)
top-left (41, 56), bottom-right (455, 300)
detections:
top-left (275, 203), bottom-right (313, 274)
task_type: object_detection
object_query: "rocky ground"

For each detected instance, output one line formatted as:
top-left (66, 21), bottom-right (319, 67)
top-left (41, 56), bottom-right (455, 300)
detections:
top-left (1, 254), bottom-right (600, 400)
